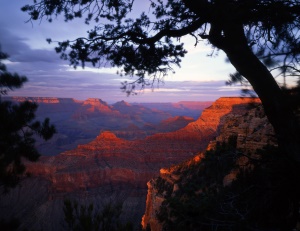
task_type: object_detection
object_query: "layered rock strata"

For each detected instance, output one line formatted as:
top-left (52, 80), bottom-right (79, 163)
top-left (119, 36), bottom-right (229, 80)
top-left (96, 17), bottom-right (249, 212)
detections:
top-left (0, 97), bottom-right (261, 230)
top-left (141, 99), bottom-right (276, 231)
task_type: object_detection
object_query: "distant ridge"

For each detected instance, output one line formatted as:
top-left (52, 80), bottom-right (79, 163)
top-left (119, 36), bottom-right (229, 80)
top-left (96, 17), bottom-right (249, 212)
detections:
top-left (135, 101), bottom-right (213, 119)
top-left (5, 96), bottom-right (207, 155)
top-left (4, 96), bottom-right (83, 103)
top-left (113, 100), bottom-right (131, 107)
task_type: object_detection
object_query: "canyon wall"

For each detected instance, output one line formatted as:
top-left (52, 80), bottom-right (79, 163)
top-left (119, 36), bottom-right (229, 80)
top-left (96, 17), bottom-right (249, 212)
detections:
top-left (141, 98), bottom-right (277, 231)
top-left (0, 97), bottom-right (262, 230)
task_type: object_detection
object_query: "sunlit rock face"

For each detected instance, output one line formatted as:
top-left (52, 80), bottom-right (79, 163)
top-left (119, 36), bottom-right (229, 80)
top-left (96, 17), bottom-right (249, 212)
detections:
top-left (186, 97), bottom-right (261, 132)
top-left (72, 98), bottom-right (120, 119)
top-left (82, 98), bottom-right (115, 113)
top-left (26, 122), bottom-right (215, 194)
top-left (6, 121), bottom-right (213, 230)
top-left (0, 97), bottom-right (262, 231)
top-left (141, 98), bottom-right (277, 231)
top-left (207, 104), bottom-right (276, 152)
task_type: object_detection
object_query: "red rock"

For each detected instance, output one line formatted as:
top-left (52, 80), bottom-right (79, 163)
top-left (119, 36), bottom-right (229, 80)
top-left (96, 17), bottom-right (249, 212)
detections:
top-left (2, 97), bottom-right (266, 230)
top-left (25, 97), bottom-right (261, 198)
top-left (82, 98), bottom-right (113, 113)
top-left (141, 98), bottom-right (275, 231)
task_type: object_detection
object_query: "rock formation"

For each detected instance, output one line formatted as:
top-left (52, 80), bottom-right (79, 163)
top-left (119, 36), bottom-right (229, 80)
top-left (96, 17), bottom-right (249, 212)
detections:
top-left (0, 97), bottom-right (264, 230)
top-left (141, 98), bottom-right (277, 231)
top-left (6, 97), bottom-right (193, 155)
top-left (80, 98), bottom-right (116, 114)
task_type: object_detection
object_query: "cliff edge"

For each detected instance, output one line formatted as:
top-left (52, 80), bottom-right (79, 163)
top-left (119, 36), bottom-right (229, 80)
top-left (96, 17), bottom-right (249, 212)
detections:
top-left (141, 99), bottom-right (277, 231)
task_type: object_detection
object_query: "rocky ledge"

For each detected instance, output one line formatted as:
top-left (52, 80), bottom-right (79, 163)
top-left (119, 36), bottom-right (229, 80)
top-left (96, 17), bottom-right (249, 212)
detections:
top-left (141, 100), bottom-right (276, 231)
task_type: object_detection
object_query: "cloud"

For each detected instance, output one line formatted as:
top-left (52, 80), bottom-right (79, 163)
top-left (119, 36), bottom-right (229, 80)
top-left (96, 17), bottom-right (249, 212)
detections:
top-left (0, 2), bottom-right (245, 103)
top-left (0, 25), bottom-right (124, 100)
top-left (0, 28), bottom-right (241, 102)
top-left (0, 27), bottom-right (61, 64)
top-left (129, 80), bottom-right (243, 102)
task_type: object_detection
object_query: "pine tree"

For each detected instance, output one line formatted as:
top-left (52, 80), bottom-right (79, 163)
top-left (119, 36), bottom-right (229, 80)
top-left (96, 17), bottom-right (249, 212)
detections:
top-left (0, 46), bottom-right (56, 189)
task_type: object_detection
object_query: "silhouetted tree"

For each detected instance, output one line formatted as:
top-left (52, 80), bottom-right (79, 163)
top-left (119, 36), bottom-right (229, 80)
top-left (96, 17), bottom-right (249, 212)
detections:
top-left (0, 47), bottom-right (56, 189)
top-left (21, 1), bottom-right (300, 165)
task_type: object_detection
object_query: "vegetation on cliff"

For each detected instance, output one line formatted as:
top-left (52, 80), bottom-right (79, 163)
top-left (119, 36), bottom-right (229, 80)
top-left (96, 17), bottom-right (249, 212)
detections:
top-left (141, 104), bottom-right (299, 231)
top-left (154, 137), bottom-right (298, 230)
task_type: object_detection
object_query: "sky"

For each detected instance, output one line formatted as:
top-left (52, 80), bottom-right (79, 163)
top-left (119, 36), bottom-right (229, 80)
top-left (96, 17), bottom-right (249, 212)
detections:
top-left (0, 0), bottom-right (245, 103)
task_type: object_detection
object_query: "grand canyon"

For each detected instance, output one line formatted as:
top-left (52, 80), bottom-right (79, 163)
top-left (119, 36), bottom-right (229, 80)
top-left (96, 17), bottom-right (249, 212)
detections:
top-left (0, 96), bottom-right (275, 230)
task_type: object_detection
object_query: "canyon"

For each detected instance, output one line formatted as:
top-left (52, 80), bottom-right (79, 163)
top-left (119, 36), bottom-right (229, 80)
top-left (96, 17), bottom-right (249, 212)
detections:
top-left (141, 101), bottom-right (277, 231)
top-left (5, 97), bottom-right (211, 156)
top-left (0, 97), bottom-right (267, 230)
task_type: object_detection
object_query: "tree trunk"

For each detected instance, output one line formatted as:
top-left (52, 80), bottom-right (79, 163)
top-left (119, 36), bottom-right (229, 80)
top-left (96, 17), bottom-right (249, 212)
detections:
top-left (208, 22), bottom-right (300, 229)
top-left (209, 23), bottom-right (300, 165)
